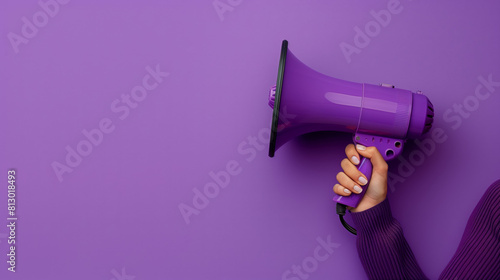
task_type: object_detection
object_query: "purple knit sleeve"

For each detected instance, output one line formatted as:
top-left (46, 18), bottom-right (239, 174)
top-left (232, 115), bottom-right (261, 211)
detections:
top-left (438, 179), bottom-right (500, 279)
top-left (350, 199), bottom-right (428, 280)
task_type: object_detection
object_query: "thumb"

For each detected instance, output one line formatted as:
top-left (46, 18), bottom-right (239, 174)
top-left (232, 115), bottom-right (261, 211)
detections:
top-left (355, 144), bottom-right (388, 176)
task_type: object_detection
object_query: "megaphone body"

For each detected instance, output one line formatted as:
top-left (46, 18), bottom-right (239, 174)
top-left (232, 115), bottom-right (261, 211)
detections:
top-left (268, 40), bottom-right (434, 208)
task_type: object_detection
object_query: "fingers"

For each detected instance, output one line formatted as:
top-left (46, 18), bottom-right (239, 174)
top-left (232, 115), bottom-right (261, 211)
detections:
top-left (333, 183), bottom-right (351, 196)
top-left (345, 144), bottom-right (360, 165)
top-left (334, 144), bottom-right (389, 197)
top-left (341, 158), bottom-right (368, 186)
top-left (355, 144), bottom-right (388, 175)
top-left (336, 172), bottom-right (363, 194)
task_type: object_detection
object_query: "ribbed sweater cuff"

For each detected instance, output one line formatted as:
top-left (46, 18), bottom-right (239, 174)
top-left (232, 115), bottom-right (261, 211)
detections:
top-left (350, 199), bottom-right (394, 235)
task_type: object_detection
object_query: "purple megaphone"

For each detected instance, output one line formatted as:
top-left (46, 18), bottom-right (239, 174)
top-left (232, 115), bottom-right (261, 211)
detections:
top-left (268, 40), bottom-right (434, 208)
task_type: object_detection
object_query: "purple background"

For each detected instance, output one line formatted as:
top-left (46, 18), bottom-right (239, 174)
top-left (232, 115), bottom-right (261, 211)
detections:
top-left (1, 1), bottom-right (500, 279)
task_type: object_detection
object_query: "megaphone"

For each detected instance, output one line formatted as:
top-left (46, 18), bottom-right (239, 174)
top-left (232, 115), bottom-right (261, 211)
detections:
top-left (268, 40), bottom-right (434, 209)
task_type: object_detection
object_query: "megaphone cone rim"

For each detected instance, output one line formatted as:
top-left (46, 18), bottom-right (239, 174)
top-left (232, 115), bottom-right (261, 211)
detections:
top-left (269, 40), bottom-right (288, 158)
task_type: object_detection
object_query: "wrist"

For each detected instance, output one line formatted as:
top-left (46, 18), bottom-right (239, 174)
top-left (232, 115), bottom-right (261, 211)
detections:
top-left (349, 195), bottom-right (386, 213)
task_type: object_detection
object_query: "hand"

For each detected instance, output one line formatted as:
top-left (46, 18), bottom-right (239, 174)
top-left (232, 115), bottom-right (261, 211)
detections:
top-left (333, 144), bottom-right (389, 212)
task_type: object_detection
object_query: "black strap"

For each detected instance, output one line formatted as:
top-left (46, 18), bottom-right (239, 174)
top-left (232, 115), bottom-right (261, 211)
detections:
top-left (336, 203), bottom-right (357, 235)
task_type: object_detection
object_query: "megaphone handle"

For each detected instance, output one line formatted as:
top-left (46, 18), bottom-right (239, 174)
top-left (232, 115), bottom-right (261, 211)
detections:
top-left (355, 156), bottom-right (373, 200)
top-left (332, 156), bottom-right (373, 208)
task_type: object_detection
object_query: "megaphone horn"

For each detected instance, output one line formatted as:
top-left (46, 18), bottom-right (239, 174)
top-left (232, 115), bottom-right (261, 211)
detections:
top-left (268, 40), bottom-right (434, 209)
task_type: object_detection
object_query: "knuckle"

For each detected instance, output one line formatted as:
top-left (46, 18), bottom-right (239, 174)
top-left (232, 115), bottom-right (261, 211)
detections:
top-left (333, 184), bottom-right (342, 194)
top-left (366, 146), bottom-right (377, 153)
top-left (371, 146), bottom-right (382, 155)
top-left (345, 144), bottom-right (355, 153)
top-left (347, 168), bottom-right (358, 179)
top-left (336, 172), bottom-right (343, 181)
top-left (379, 162), bottom-right (389, 172)
top-left (341, 158), bottom-right (350, 168)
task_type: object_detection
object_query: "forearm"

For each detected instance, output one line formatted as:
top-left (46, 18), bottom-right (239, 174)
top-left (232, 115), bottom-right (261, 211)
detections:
top-left (351, 199), bottom-right (428, 280)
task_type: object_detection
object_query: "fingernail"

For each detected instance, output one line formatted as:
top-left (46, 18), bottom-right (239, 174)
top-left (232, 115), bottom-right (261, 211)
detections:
top-left (354, 185), bottom-right (362, 193)
top-left (356, 144), bottom-right (366, 151)
top-left (351, 156), bottom-right (360, 165)
top-left (343, 188), bottom-right (351, 194)
top-left (359, 176), bottom-right (368, 185)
